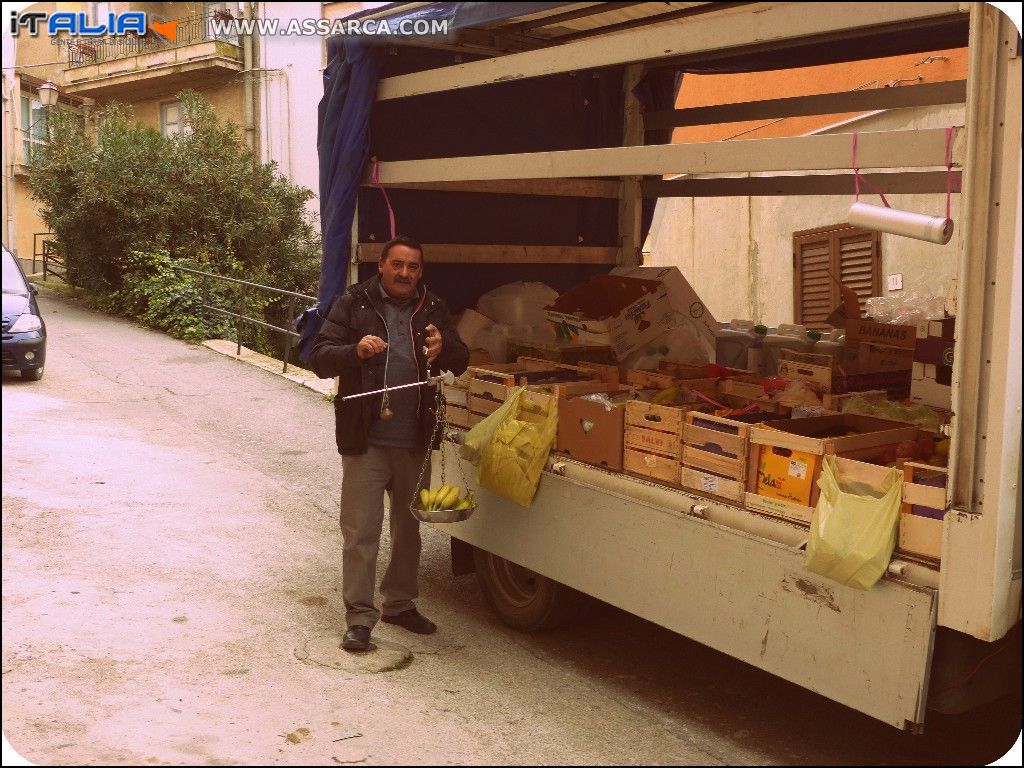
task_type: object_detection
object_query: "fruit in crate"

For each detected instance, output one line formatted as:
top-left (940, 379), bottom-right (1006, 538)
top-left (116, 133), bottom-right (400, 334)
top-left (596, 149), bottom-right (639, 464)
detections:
top-left (895, 440), bottom-right (921, 460)
top-left (650, 386), bottom-right (680, 405)
top-left (917, 435), bottom-right (936, 458)
top-left (934, 438), bottom-right (950, 457)
top-left (418, 485), bottom-right (475, 511)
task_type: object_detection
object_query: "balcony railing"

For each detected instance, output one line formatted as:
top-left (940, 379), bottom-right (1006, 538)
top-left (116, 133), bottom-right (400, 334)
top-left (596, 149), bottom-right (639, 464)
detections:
top-left (65, 11), bottom-right (240, 67)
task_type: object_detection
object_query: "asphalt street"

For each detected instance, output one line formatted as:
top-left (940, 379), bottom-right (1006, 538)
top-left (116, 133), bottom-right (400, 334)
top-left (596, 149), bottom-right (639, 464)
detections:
top-left (2, 289), bottom-right (1020, 765)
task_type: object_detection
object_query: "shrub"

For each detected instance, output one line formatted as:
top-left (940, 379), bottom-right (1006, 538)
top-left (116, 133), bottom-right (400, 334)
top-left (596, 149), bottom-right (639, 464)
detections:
top-left (29, 91), bottom-right (320, 357)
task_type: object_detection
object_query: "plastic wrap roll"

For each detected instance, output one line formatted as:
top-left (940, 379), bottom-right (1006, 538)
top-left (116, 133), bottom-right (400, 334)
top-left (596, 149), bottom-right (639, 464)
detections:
top-left (848, 202), bottom-right (953, 245)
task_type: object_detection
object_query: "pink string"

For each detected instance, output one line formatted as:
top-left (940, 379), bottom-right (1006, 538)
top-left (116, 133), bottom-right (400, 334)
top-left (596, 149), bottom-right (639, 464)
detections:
top-left (371, 158), bottom-right (397, 239)
top-left (851, 132), bottom-right (891, 208)
top-left (692, 389), bottom-right (732, 411)
top-left (945, 126), bottom-right (954, 222)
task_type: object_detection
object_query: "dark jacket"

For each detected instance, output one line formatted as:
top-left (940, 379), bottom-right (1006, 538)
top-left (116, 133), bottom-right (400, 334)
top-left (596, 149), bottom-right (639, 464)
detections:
top-left (309, 274), bottom-right (470, 455)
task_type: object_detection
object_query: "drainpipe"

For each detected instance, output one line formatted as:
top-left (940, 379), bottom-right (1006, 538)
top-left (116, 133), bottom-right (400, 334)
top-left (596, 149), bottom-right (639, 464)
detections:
top-left (242, 2), bottom-right (256, 151)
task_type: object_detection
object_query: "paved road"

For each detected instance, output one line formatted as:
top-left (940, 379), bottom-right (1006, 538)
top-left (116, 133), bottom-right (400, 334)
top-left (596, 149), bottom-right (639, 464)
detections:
top-left (2, 291), bottom-right (1020, 765)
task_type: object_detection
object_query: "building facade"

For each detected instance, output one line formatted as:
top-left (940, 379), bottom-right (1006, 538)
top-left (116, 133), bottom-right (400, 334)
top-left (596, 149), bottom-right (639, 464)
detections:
top-left (2, 1), bottom-right (374, 271)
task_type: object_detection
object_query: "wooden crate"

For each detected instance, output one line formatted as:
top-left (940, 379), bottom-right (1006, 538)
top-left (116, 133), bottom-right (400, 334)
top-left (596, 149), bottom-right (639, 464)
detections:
top-left (506, 339), bottom-right (617, 367)
top-left (445, 403), bottom-right (474, 429)
top-left (467, 357), bottom-right (610, 402)
top-left (442, 383), bottom-right (469, 407)
top-left (681, 411), bottom-right (751, 481)
top-left (626, 368), bottom-right (719, 397)
top-left (681, 466), bottom-right (746, 503)
top-left (623, 447), bottom-right (682, 486)
top-left (898, 462), bottom-right (947, 560)
top-left (624, 400), bottom-right (692, 458)
top-left (467, 359), bottom-right (560, 400)
top-left (468, 388), bottom-right (553, 419)
top-left (745, 415), bottom-right (919, 523)
top-left (744, 491), bottom-right (816, 525)
top-left (468, 393), bottom-right (502, 416)
top-left (716, 378), bottom-right (790, 415)
top-left (657, 361), bottom-right (755, 381)
top-left (624, 369), bottom-right (675, 390)
top-left (823, 389), bottom-right (887, 411)
top-left (745, 455), bottom-right (896, 526)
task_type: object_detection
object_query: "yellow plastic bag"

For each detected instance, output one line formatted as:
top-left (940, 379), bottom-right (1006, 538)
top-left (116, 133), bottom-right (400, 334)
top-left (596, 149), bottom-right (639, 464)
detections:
top-left (460, 393), bottom-right (520, 466)
top-left (804, 455), bottom-right (903, 590)
top-left (466, 387), bottom-right (558, 507)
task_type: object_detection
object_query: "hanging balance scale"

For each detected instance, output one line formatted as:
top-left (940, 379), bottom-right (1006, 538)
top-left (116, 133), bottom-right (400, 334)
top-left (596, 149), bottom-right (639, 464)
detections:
top-left (340, 370), bottom-right (477, 523)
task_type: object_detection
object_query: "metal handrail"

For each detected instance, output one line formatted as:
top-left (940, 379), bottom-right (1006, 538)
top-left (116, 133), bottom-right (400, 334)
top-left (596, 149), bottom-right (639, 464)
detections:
top-left (169, 264), bottom-right (316, 374)
top-left (65, 11), bottom-right (241, 67)
top-left (42, 241), bottom-right (65, 283)
top-left (32, 232), bottom-right (54, 276)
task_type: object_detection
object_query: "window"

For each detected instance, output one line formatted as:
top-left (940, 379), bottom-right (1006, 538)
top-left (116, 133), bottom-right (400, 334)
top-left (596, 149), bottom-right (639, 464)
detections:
top-left (160, 101), bottom-right (182, 137)
top-left (793, 224), bottom-right (881, 329)
top-left (20, 95), bottom-right (48, 163)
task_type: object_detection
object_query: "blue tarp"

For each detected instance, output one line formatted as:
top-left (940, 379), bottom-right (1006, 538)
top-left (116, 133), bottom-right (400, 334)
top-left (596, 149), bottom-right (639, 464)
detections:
top-left (296, 37), bottom-right (382, 362)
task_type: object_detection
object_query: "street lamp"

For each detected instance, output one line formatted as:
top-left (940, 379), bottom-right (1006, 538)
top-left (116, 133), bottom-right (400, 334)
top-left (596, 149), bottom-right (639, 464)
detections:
top-left (38, 80), bottom-right (58, 108)
top-left (25, 81), bottom-right (59, 163)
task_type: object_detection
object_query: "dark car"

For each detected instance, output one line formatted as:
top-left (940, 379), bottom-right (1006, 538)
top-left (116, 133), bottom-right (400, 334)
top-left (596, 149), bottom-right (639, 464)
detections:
top-left (2, 245), bottom-right (46, 380)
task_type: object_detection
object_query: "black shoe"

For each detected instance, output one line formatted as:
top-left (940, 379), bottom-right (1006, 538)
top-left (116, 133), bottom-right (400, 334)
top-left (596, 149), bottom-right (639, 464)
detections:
top-left (341, 625), bottom-right (371, 651)
top-left (381, 608), bottom-right (437, 635)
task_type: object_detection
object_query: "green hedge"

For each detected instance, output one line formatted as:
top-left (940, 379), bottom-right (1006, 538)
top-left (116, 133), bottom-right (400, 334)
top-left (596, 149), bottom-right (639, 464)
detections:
top-left (29, 91), bottom-right (320, 358)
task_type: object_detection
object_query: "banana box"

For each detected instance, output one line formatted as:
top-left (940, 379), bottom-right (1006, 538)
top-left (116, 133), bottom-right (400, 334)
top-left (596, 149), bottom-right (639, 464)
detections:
top-left (555, 386), bottom-right (633, 470)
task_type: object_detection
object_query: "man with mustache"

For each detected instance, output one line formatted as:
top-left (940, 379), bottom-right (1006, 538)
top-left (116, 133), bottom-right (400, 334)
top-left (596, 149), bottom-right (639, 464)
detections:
top-left (311, 236), bottom-right (469, 652)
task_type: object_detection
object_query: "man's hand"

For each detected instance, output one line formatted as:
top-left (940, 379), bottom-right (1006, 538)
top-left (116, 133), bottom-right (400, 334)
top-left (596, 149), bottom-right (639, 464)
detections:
top-left (356, 335), bottom-right (387, 360)
top-left (424, 324), bottom-right (442, 364)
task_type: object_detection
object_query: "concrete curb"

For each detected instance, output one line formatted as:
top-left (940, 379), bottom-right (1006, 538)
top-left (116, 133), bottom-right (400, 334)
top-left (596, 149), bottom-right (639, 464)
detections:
top-left (202, 339), bottom-right (336, 397)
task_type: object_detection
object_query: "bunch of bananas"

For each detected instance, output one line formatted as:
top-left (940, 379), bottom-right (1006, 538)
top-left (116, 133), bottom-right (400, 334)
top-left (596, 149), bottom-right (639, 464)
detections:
top-left (650, 385), bottom-right (681, 405)
top-left (418, 485), bottom-right (474, 511)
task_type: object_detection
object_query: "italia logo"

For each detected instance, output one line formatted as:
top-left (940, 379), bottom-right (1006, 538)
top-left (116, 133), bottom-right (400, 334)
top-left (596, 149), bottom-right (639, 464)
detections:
top-left (10, 8), bottom-right (148, 37)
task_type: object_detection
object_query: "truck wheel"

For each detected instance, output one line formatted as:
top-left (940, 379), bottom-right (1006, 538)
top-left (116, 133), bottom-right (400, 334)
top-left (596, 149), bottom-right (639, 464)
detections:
top-left (471, 546), bottom-right (587, 632)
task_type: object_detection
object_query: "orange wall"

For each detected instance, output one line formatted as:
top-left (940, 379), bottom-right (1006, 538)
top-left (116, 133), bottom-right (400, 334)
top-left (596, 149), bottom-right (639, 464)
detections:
top-left (673, 48), bottom-right (968, 144)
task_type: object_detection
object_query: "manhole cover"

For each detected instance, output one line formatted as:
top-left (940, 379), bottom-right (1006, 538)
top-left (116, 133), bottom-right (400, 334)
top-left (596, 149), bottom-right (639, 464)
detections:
top-left (296, 633), bottom-right (413, 673)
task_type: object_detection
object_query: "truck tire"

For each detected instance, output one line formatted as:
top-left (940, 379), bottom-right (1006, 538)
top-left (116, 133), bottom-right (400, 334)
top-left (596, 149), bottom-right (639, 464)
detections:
top-left (471, 546), bottom-right (587, 632)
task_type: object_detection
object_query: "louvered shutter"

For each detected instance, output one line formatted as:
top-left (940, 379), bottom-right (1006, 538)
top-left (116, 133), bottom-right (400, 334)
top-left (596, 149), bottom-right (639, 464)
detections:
top-left (793, 225), bottom-right (880, 329)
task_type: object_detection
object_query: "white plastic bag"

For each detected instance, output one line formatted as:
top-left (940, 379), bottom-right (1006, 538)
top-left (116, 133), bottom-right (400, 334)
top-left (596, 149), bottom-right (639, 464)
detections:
top-left (477, 282), bottom-right (558, 327)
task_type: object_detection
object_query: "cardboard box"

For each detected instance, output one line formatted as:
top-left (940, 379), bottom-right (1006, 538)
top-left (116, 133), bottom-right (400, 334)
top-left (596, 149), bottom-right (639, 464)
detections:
top-left (822, 286), bottom-right (916, 398)
top-left (611, 266), bottom-right (718, 359)
top-left (910, 318), bottom-right (955, 409)
top-left (545, 267), bottom-right (717, 361)
top-left (555, 387), bottom-right (632, 470)
top-left (545, 275), bottom-right (666, 359)
top-left (836, 318), bottom-right (917, 399)
top-left (752, 445), bottom-right (821, 505)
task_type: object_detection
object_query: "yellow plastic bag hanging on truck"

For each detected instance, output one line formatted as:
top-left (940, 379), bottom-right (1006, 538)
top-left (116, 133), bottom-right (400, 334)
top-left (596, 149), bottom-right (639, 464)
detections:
top-left (804, 455), bottom-right (903, 590)
top-left (462, 386), bottom-right (558, 507)
top-left (460, 392), bottom-right (520, 467)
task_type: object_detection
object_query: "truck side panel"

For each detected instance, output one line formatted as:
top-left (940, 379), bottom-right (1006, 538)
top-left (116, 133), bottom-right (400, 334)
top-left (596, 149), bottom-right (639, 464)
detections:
top-left (434, 445), bottom-right (938, 729)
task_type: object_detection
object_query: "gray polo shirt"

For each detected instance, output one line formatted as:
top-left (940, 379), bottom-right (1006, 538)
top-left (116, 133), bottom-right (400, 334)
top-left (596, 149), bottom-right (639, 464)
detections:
top-left (367, 283), bottom-right (422, 448)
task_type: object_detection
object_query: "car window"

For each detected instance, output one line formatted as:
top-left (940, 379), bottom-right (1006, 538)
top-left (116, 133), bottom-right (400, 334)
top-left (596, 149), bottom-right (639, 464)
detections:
top-left (2, 248), bottom-right (29, 295)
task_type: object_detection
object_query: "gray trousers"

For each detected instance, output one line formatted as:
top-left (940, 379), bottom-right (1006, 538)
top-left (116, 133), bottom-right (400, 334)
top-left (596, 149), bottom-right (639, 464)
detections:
top-left (340, 444), bottom-right (430, 629)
